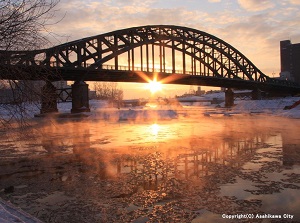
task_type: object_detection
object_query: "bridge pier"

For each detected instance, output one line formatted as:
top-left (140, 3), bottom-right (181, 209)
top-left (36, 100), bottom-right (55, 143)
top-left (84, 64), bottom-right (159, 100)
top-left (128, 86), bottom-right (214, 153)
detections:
top-left (40, 82), bottom-right (58, 114)
top-left (225, 88), bottom-right (234, 107)
top-left (251, 88), bottom-right (262, 100)
top-left (71, 81), bottom-right (90, 113)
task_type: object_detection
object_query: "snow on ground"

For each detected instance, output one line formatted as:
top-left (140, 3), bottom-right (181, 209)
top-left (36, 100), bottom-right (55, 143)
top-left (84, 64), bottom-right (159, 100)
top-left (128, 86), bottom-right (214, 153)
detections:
top-left (233, 97), bottom-right (297, 112)
top-left (178, 93), bottom-right (300, 119)
top-left (202, 92), bottom-right (225, 100)
top-left (232, 97), bottom-right (300, 118)
top-left (176, 92), bottom-right (224, 101)
top-left (1, 93), bottom-right (300, 122)
top-left (0, 199), bottom-right (42, 223)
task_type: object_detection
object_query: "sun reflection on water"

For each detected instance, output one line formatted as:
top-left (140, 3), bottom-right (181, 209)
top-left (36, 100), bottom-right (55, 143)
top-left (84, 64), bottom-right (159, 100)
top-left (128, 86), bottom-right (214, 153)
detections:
top-left (150, 123), bottom-right (160, 136)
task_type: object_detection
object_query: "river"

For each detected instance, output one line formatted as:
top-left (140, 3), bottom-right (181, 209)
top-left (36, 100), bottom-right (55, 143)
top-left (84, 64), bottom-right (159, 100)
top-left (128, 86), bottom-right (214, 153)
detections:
top-left (0, 107), bottom-right (299, 222)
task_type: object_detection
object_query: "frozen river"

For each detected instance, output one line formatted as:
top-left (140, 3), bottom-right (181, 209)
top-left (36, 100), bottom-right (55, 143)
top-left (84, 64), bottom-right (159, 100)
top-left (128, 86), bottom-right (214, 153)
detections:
top-left (0, 106), bottom-right (300, 222)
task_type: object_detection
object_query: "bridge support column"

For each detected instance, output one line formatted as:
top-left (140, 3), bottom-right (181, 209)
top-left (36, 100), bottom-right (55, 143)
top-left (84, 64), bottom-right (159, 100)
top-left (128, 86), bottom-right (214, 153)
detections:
top-left (225, 88), bottom-right (234, 107)
top-left (251, 88), bottom-right (262, 100)
top-left (40, 82), bottom-right (58, 114)
top-left (71, 81), bottom-right (90, 113)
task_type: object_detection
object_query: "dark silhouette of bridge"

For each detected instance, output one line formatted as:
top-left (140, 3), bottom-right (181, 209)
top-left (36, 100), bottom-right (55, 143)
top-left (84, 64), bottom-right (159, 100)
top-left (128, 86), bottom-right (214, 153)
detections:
top-left (1, 25), bottom-right (300, 112)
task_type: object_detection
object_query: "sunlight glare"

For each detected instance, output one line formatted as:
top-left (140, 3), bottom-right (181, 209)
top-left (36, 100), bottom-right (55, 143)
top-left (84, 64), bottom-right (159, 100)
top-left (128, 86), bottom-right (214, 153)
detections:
top-left (150, 124), bottom-right (160, 136)
top-left (147, 79), bottom-right (162, 94)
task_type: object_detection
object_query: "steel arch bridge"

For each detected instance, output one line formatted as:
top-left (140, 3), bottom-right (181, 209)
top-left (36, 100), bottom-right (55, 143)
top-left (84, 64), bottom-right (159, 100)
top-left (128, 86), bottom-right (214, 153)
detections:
top-left (1, 25), bottom-right (300, 93)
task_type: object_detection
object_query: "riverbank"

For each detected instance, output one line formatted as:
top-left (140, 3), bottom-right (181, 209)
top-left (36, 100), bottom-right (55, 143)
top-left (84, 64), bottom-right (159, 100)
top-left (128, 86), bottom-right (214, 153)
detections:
top-left (1, 94), bottom-right (300, 122)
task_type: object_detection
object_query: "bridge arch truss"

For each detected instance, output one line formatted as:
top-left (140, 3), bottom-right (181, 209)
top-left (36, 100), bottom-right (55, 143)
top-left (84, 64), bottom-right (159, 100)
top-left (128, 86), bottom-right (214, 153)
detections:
top-left (1, 25), bottom-right (300, 92)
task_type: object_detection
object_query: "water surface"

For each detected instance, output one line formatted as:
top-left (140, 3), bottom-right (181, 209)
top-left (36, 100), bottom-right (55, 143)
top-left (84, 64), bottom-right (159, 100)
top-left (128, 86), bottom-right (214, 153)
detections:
top-left (0, 109), bottom-right (299, 222)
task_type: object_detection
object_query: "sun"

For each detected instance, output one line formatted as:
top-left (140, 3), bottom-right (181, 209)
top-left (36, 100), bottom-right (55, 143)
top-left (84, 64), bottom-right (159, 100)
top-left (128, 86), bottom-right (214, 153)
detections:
top-left (146, 79), bottom-right (162, 94)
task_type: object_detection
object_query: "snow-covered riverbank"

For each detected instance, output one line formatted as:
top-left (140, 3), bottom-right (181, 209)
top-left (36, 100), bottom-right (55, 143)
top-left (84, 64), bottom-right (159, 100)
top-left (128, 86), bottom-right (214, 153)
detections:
top-left (2, 94), bottom-right (300, 123)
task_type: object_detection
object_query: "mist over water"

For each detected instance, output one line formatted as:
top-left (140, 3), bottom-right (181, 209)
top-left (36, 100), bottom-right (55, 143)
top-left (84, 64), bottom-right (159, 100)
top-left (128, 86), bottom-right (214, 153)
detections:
top-left (0, 108), bottom-right (299, 222)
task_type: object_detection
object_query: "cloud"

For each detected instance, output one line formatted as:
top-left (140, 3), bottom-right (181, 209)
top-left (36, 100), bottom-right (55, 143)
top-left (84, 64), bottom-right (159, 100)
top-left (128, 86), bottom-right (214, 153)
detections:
top-left (289, 0), bottom-right (300, 4)
top-left (208, 0), bottom-right (221, 2)
top-left (47, 0), bottom-right (212, 43)
top-left (217, 6), bottom-right (300, 75)
top-left (107, 0), bottom-right (158, 7)
top-left (237, 0), bottom-right (275, 11)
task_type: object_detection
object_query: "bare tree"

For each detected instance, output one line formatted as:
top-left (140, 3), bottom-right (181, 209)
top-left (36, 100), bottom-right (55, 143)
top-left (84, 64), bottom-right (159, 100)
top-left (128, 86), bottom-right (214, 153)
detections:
top-left (94, 82), bottom-right (124, 105)
top-left (0, 0), bottom-right (60, 51)
top-left (0, 0), bottom-right (60, 129)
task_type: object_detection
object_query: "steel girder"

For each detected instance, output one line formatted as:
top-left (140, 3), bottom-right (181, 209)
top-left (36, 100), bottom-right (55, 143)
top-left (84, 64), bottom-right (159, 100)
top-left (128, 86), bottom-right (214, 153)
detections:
top-left (0, 25), bottom-right (299, 89)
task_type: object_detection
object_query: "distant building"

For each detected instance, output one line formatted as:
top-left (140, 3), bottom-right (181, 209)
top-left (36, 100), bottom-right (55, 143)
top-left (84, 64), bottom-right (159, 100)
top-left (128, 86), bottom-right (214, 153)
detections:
top-left (280, 40), bottom-right (300, 84)
top-left (195, 87), bottom-right (205, 96)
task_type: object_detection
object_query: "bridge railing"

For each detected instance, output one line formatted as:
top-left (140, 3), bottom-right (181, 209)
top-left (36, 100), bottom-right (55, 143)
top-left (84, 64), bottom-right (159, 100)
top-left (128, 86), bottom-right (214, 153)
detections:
top-left (6, 58), bottom-right (219, 77)
top-left (95, 64), bottom-right (206, 76)
top-left (47, 61), bottom-right (205, 76)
